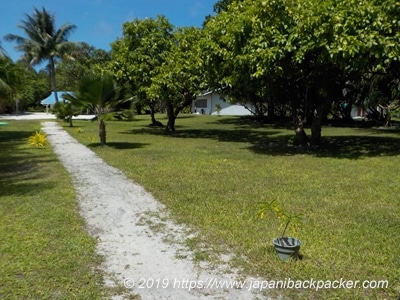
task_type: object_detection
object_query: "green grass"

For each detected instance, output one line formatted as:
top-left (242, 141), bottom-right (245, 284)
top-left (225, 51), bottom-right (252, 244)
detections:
top-left (0, 121), bottom-right (105, 299)
top-left (64, 114), bottom-right (400, 299)
top-left (2, 116), bottom-right (399, 299)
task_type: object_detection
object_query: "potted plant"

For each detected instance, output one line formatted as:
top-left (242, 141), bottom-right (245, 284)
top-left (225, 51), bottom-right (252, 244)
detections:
top-left (259, 200), bottom-right (302, 261)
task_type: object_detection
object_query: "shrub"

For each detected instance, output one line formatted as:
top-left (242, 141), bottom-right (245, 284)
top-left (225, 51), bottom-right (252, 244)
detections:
top-left (28, 130), bottom-right (47, 148)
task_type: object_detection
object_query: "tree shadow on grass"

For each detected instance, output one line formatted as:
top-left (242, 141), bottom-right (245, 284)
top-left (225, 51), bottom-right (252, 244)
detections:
top-left (0, 131), bottom-right (60, 197)
top-left (250, 135), bottom-right (400, 159)
top-left (0, 129), bottom-right (33, 142)
top-left (314, 135), bottom-right (400, 159)
top-left (87, 142), bottom-right (149, 149)
top-left (129, 125), bottom-right (400, 159)
top-left (130, 127), bottom-right (284, 144)
top-left (0, 180), bottom-right (58, 197)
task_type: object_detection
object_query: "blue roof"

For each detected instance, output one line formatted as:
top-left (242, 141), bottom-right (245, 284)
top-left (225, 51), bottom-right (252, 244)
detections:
top-left (40, 91), bottom-right (73, 105)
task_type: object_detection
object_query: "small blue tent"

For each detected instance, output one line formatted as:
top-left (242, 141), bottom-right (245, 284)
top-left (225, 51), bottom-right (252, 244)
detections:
top-left (40, 91), bottom-right (73, 105)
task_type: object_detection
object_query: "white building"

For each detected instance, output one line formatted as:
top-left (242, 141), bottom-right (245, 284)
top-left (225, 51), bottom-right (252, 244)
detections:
top-left (193, 91), bottom-right (253, 116)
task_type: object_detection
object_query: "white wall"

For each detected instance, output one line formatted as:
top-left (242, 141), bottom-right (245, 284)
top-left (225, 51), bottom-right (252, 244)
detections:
top-left (193, 92), bottom-right (253, 116)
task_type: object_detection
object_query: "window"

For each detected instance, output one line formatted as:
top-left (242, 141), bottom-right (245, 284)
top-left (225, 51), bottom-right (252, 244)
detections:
top-left (195, 99), bottom-right (207, 108)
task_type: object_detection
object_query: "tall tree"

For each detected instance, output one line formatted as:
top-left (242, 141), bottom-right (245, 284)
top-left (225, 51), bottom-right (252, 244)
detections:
top-left (110, 15), bottom-right (174, 126)
top-left (0, 55), bottom-right (14, 112)
top-left (5, 7), bottom-right (78, 102)
top-left (289, 0), bottom-right (400, 144)
top-left (56, 43), bottom-right (111, 91)
top-left (0, 42), bottom-right (6, 56)
top-left (213, 0), bottom-right (238, 13)
top-left (203, 0), bottom-right (294, 118)
top-left (0, 55), bottom-right (25, 113)
top-left (149, 27), bottom-right (205, 131)
top-left (204, 0), bottom-right (400, 145)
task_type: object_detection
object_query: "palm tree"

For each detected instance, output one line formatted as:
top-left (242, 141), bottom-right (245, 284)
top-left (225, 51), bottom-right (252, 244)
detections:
top-left (0, 56), bottom-right (13, 111)
top-left (0, 44), bottom-right (11, 94)
top-left (0, 42), bottom-right (6, 56)
top-left (4, 7), bottom-right (77, 102)
top-left (53, 99), bottom-right (82, 127)
top-left (63, 75), bottom-right (119, 145)
top-left (0, 55), bottom-right (24, 113)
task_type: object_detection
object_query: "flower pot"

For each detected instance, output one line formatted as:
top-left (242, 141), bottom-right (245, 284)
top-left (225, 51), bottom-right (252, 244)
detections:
top-left (273, 237), bottom-right (301, 261)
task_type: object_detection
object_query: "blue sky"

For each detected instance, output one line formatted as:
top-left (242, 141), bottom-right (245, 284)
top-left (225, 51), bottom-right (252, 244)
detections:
top-left (1, 0), bottom-right (216, 62)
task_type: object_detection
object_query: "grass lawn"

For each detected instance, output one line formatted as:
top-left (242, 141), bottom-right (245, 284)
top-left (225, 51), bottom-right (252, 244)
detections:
top-left (64, 114), bottom-right (400, 299)
top-left (0, 121), bottom-right (105, 299)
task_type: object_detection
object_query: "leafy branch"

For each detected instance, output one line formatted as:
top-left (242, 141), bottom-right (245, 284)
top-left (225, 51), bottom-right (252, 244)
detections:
top-left (259, 200), bottom-right (302, 238)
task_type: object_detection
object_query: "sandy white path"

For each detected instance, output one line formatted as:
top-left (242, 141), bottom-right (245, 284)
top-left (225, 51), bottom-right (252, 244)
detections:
top-left (41, 122), bottom-right (270, 300)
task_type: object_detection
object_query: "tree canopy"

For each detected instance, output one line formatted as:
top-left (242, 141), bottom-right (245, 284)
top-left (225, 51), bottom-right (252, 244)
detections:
top-left (149, 26), bottom-right (205, 131)
top-left (110, 15), bottom-right (174, 125)
top-left (0, 54), bottom-right (48, 113)
top-left (202, 0), bottom-right (400, 144)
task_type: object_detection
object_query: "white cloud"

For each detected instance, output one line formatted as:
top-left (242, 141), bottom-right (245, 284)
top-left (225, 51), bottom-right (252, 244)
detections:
top-left (189, 1), bottom-right (204, 17)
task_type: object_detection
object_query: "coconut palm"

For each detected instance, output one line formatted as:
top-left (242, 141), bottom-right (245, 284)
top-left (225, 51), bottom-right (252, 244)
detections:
top-left (0, 45), bottom-right (11, 94)
top-left (63, 75), bottom-right (119, 145)
top-left (0, 55), bottom-right (24, 113)
top-left (4, 7), bottom-right (78, 102)
top-left (0, 42), bottom-right (6, 56)
top-left (52, 99), bottom-right (82, 127)
top-left (0, 56), bottom-right (13, 110)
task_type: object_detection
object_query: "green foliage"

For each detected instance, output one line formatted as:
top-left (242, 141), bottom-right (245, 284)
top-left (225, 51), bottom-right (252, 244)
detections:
top-left (52, 100), bottom-right (82, 127)
top-left (110, 16), bottom-right (174, 102)
top-left (0, 55), bottom-right (25, 112)
top-left (78, 75), bottom-right (118, 109)
top-left (65, 74), bottom-right (119, 144)
top-left (4, 7), bottom-right (78, 66)
top-left (149, 27), bottom-right (204, 101)
top-left (149, 26), bottom-right (205, 130)
top-left (56, 43), bottom-right (112, 91)
top-left (203, 0), bottom-right (296, 117)
top-left (202, 0), bottom-right (400, 142)
top-left (0, 56), bottom-right (14, 111)
top-left (0, 56), bottom-right (50, 113)
top-left (110, 16), bottom-right (206, 130)
top-left (259, 200), bottom-right (301, 238)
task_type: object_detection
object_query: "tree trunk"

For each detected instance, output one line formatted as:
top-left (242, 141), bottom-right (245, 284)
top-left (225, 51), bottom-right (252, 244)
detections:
top-left (379, 104), bottom-right (394, 127)
top-left (14, 96), bottom-right (19, 115)
top-left (267, 96), bottom-right (275, 122)
top-left (165, 93), bottom-right (196, 132)
top-left (310, 98), bottom-right (333, 145)
top-left (384, 109), bottom-right (391, 127)
top-left (99, 119), bottom-right (106, 145)
top-left (150, 106), bottom-right (157, 124)
top-left (293, 110), bottom-right (309, 146)
top-left (135, 102), bottom-right (143, 115)
top-left (166, 102), bottom-right (176, 132)
top-left (148, 100), bottom-right (163, 126)
top-left (49, 56), bottom-right (59, 103)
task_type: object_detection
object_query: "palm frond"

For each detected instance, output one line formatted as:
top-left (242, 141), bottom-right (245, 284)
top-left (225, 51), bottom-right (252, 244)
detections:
top-left (5, 7), bottom-right (77, 68)
top-left (54, 23), bottom-right (77, 42)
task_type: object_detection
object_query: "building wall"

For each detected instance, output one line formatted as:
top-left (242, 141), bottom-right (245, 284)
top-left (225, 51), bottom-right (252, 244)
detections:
top-left (193, 92), bottom-right (253, 116)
